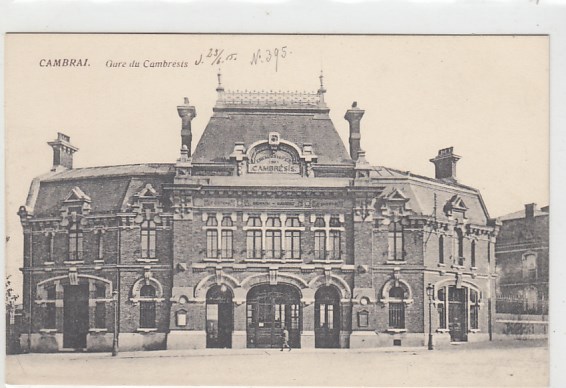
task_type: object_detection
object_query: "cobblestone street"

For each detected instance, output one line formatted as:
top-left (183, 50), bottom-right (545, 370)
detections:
top-left (6, 340), bottom-right (548, 386)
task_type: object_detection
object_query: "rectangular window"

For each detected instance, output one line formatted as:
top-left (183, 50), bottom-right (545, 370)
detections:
top-left (314, 231), bottom-right (326, 260)
top-left (471, 241), bottom-right (476, 268)
top-left (68, 230), bottom-right (83, 261)
top-left (290, 304), bottom-right (300, 330)
top-left (285, 231), bottom-right (301, 259)
top-left (44, 286), bottom-right (56, 329)
top-left (438, 303), bottom-right (446, 329)
top-left (97, 233), bottom-right (104, 260)
top-left (206, 230), bottom-right (218, 258)
top-left (438, 236), bottom-right (444, 264)
top-left (220, 230), bottom-right (233, 259)
top-left (388, 223), bottom-right (404, 261)
top-left (46, 234), bottom-right (54, 262)
top-left (95, 302), bottom-right (106, 329)
top-left (247, 230), bottom-right (262, 259)
top-left (140, 301), bottom-right (156, 328)
top-left (328, 231), bottom-right (341, 260)
top-left (389, 302), bottom-right (405, 329)
top-left (470, 304), bottom-right (479, 330)
top-left (141, 221), bottom-right (156, 259)
top-left (265, 230), bottom-right (282, 259)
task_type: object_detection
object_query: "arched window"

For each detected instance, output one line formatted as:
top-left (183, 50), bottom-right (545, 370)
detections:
top-left (388, 287), bottom-right (405, 329)
top-left (438, 235), bottom-right (445, 264)
top-left (456, 228), bottom-right (464, 265)
top-left (140, 219), bottom-right (156, 260)
top-left (68, 220), bottom-right (83, 261)
top-left (140, 285), bottom-right (157, 329)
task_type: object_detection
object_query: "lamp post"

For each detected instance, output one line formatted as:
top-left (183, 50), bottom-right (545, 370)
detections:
top-left (426, 283), bottom-right (434, 350)
top-left (112, 290), bottom-right (119, 356)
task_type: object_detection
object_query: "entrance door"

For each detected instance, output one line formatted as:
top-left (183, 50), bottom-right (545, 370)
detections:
top-left (206, 285), bottom-right (233, 348)
top-left (247, 284), bottom-right (301, 348)
top-left (63, 284), bottom-right (89, 349)
top-left (448, 286), bottom-right (468, 342)
top-left (315, 286), bottom-right (340, 348)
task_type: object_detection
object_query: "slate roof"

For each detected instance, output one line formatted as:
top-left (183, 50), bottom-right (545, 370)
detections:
top-left (192, 111), bottom-right (353, 165)
top-left (498, 207), bottom-right (549, 222)
top-left (27, 164), bottom-right (175, 217)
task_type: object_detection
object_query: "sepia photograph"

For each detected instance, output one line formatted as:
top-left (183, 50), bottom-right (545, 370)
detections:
top-left (4, 33), bottom-right (550, 386)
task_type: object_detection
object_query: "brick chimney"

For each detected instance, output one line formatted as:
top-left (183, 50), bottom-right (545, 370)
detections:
top-left (525, 203), bottom-right (537, 218)
top-left (47, 132), bottom-right (78, 171)
top-left (430, 147), bottom-right (461, 182)
top-left (177, 97), bottom-right (197, 156)
top-left (344, 101), bottom-right (365, 160)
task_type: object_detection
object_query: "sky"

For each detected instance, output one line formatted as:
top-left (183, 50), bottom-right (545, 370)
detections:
top-left (4, 34), bottom-right (549, 292)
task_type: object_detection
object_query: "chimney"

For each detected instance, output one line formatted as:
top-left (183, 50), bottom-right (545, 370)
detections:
top-left (430, 147), bottom-right (461, 182)
top-left (525, 203), bottom-right (537, 219)
top-left (177, 97), bottom-right (197, 156)
top-left (47, 132), bottom-right (78, 171)
top-left (344, 101), bottom-right (365, 160)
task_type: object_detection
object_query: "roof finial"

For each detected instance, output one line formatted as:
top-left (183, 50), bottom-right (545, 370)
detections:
top-left (216, 68), bottom-right (224, 93)
top-left (317, 70), bottom-right (326, 106)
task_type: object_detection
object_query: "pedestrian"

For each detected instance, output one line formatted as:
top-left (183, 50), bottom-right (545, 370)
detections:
top-left (280, 326), bottom-right (291, 351)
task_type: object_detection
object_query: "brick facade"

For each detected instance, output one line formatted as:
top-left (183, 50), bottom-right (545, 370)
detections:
top-left (18, 81), bottom-right (499, 352)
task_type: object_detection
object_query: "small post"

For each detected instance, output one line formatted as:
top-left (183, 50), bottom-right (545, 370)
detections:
top-left (426, 283), bottom-right (434, 350)
top-left (112, 290), bottom-right (119, 356)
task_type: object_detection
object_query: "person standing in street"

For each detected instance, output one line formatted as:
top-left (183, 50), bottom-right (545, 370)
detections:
top-left (280, 326), bottom-right (291, 351)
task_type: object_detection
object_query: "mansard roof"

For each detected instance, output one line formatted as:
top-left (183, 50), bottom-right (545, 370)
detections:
top-left (192, 88), bottom-right (353, 166)
top-left (26, 164), bottom-right (174, 217)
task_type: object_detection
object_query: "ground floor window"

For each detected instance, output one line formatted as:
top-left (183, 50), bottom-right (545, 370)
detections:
top-left (388, 287), bottom-right (405, 329)
top-left (139, 285), bottom-right (157, 329)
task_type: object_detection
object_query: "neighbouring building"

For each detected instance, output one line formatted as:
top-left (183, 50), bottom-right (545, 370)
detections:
top-left (495, 204), bottom-right (549, 315)
top-left (18, 74), bottom-right (500, 352)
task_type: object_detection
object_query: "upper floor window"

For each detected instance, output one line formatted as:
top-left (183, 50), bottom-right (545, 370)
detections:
top-left (68, 221), bottom-right (83, 261)
top-left (312, 215), bottom-right (343, 261)
top-left (388, 221), bottom-right (404, 261)
top-left (456, 228), bottom-right (464, 266)
top-left (246, 216), bottom-right (262, 259)
top-left (205, 214), bottom-right (234, 259)
top-left (46, 233), bottom-right (54, 263)
top-left (285, 217), bottom-right (302, 260)
top-left (140, 219), bottom-right (156, 260)
top-left (438, 235), bottom-right (445, 264)
top-left (96, 232), bottom-right (104, 261)
top-left (470, 240), bottom-right (476, 268)
top-left (265, 217), bottom-right (282, 259)
top-left (522, 253), bottom-right (537, 280)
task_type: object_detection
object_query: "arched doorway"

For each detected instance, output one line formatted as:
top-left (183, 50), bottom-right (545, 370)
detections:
top-left (206, 285), bottom-right (233, 348)
top-left (315, 286), bottom-right (341, 348)
top-left (246, 284), bottom-right (301, 348)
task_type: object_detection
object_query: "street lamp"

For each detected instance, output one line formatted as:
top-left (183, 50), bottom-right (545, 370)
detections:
top-left (112, 290), bottom-right (119, 356)
top-left (426, 283), bottom-right (434, 351)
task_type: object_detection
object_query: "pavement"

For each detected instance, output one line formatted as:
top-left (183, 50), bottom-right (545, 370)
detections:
top-left (5, 339), bottom-right (549, 386)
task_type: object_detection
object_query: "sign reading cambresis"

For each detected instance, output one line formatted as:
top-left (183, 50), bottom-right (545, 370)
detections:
top-left (248, 148), bottom-right (300, 174)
